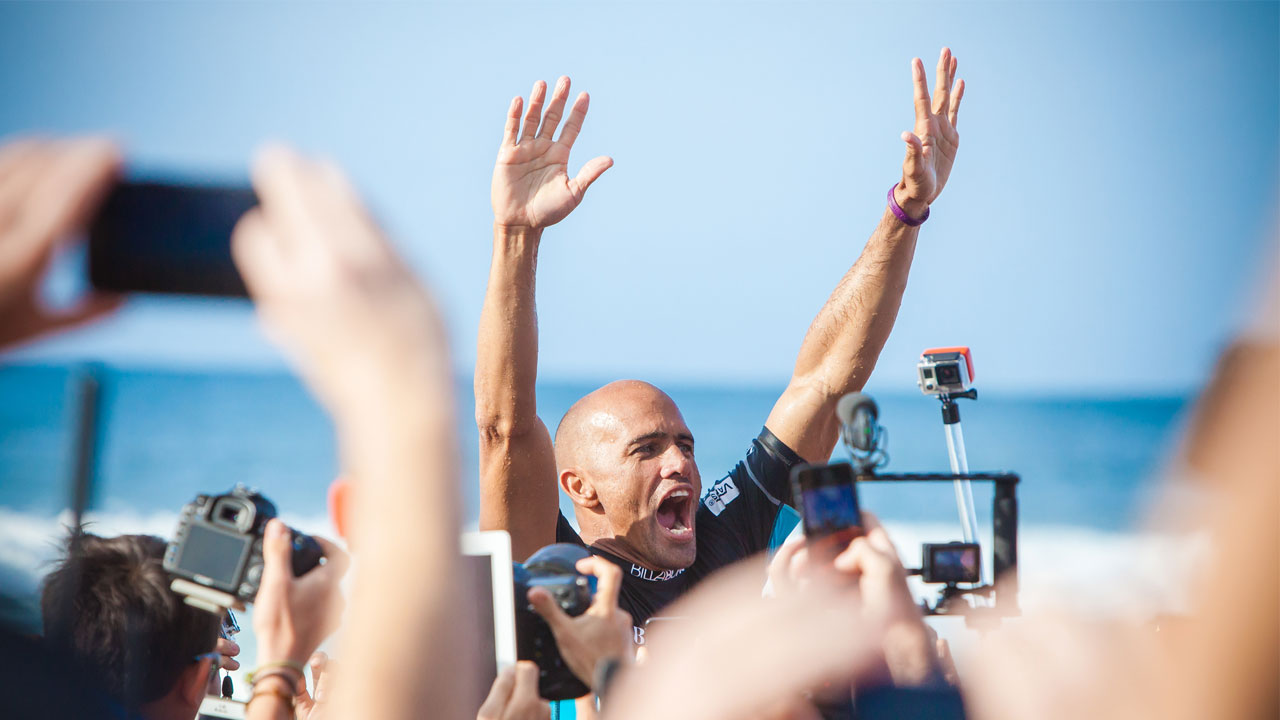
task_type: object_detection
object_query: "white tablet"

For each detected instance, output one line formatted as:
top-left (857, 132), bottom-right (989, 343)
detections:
top-left (461, 530), bottom-right (517, 706)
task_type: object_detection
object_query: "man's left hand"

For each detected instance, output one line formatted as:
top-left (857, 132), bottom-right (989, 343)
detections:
top-left (894, 47), bottom-right (965, 218)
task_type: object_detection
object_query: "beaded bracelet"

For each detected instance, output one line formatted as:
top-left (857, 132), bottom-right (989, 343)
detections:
top-left (246, 660), bottom-right (306, 686)
top-left (247, 683), bottom-right (296, 712)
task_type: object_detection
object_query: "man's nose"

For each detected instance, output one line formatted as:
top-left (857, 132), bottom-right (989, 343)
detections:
top-left (660, 444), bottom-right (692, 478)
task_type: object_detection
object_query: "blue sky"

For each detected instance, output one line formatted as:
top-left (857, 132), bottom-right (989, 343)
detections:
top-left (0, 1), bottom-right (1275, 395)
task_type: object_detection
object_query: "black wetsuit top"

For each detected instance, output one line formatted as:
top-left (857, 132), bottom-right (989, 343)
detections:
top-left (555, 427), bottom-right (804, 645)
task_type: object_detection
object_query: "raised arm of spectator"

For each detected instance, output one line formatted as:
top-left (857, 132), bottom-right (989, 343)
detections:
top-left (765, 48), bottom-right (965, 463)
top-left (233, 146), bottom-right (471, 720)
top-left (478, 77), bottom-right (613, 560)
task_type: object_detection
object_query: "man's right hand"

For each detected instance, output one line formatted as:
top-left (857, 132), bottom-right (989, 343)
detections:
top-left (491, 76), bottom-right (613, 230)
top-left (252, 519), bottom-right (350, 668)
top-left (527, 556), bottom-right (633, 688)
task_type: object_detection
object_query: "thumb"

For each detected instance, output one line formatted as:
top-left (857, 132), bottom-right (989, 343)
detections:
top-left (261, 519), bottom-right (293, 588)
top-left (901, 131), bottom-right (924, 175)
top-left (569, 155), bottom-right (613, 198)
top-left (527, 587), bottom-right (572, 633)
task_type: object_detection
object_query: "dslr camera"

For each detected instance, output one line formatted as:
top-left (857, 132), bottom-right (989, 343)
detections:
top-left (164, 485), bottom-right (324, 613)
top-left (917, 346), bottom-right (974, 396)
top-left (513, 544), bottom-right (598, 700)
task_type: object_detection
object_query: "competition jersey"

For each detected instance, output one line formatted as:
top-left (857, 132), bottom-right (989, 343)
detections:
top-left (555, 426), bottom-right (804, 645)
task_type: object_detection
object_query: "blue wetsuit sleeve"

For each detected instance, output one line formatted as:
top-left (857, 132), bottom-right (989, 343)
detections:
top-left (699, 427), bottom-right (806, 559)
top-left (556, 512), bottom-right (584, 545)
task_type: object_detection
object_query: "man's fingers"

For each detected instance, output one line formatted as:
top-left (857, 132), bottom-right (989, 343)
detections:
top-left (219, 654), bottom-right (241, 671)
top-left (556, 91), bottom-right (591, 148)
top-left (949, 79), bottom-right (965, 128)
top-left (8, 138), bottom-right (121, 258)
top-left (536, 76), bottom-right (571, 141)
top-left (260, 519), bottom-right (294, 588)
top-left (932, 47), bottom-right (952, 116)
top-left (568, 155), bottom-right (612, 199)
top-left (511, 661), bottom-right (549, 719)
top-left (231, 208), bottom-right (291, 301)
top-left (251, 144), bottom-right (321, 253)
top-left (310, 651), bottom-right (332, 704)
top-left (527, 587), bottom-right (572, 632)
top-left (768, 536), bottom-right (805, 594)
top-left (910, 58), bottom-right (930, 127)
top-left (579, 556), bottom-right (623, 612)
top-left (0, 139), bottom-right (51, 230)
top-left (502, 96), bottom-right (522, 147)
top-left (901, 131), bottom-right (924, 177)
top-left (520, 80), bottom-right (547, 141)
top-left (311, 535), bottom-right (351, 579)
top-left (216, 636), bottom-right (241, 658)
top-left (477, 666), bottom-right (516, 720)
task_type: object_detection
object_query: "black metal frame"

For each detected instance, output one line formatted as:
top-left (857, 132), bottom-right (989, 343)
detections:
top-left (856, 471), bottom-right (1020, 626)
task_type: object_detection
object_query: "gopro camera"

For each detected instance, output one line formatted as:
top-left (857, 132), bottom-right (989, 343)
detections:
top-left (921, 542), bottom-right (981, 585)
top-left (917, 346), bottom-right (975, 396)
top-left (513, 544), bottom-right (598, 700)
top-left (164, 485), bottom-right (324, 612)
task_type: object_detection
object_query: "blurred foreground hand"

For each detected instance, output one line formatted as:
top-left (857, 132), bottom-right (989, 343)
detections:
top-left (0, 137), bottom-right (122, 349)
top-left (232, 145), bottom-right (448, 444)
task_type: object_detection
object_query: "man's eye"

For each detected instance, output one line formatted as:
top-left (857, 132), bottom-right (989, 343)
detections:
top-left (633, 444), bottom-right (654, 456)
top-left (679, 443), bottom-right (694, 455)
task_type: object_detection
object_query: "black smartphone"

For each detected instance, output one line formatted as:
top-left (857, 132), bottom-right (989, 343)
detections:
top-left (88, 180), bottom-right (257, 297)
top-left (790, 461), bottom-right (862, 557)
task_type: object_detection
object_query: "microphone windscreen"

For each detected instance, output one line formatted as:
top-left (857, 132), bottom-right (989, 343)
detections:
top-left (836, 392), bottom-right (878, 426)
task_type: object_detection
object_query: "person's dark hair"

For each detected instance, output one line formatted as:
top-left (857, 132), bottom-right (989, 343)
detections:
top-left (40, 533), bottom-right (220, 709)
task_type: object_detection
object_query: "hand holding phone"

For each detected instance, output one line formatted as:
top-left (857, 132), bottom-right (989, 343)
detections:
top-left (0, 137), bottom-right (123, 349)
top-left (790, 461), bottom-right (863, 562)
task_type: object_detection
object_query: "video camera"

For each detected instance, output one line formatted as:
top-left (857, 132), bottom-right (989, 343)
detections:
top-left (916, 347), bottom-right (974, 397)
top-left (163, 485), bottom-right (324, 613)
top-left (514, 544), bottom-right (598, 700)
top-left (793, 388), bottom-right (1020, 627)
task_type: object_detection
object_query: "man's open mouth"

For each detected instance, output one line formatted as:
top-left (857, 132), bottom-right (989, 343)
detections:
top-left (655, 486), bottom-right (695, 541)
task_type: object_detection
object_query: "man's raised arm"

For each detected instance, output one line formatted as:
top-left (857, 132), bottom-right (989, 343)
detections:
top-left (766, 48), bottom-right (965, 463)
top-left (477, 76), bottom-right (613, 560)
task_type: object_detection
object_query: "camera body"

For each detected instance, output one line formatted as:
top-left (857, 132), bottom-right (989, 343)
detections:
top-left (513, 544), bottom-right (597, 700)
top-left (917, 346), bottom-right (974, 396)
top-left (164, 485), bottom-right (323, 609)
top-left (921, 541), bottom-right (981, 585)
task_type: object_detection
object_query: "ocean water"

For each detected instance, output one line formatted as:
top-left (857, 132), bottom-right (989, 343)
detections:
top-left (0, 363), bottom-right (1202, 690)
top-left (0, 363), bottom-right (1190, 527)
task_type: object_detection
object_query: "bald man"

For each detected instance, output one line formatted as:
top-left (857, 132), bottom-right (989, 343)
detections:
top-left (478, 53), bottom-right (965, 639)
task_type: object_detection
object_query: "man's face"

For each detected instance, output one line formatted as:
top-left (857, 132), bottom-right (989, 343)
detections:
top-left (578, 387), bottom-right (701, 570)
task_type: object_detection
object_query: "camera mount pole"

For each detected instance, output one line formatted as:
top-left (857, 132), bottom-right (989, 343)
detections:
top-left (939, 390), bottom-right (984, 582)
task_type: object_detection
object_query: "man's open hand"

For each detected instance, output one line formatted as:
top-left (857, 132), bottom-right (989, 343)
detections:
top-left (491, 77), bottom-right (613, 230)
top-left (895, 48), bottom-right (965, 218)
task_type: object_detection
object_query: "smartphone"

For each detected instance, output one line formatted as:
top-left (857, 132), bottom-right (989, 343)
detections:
top-left (790, 461), bottom-right (862, 559)
top-left (88, 180), bottom-right (257, 297)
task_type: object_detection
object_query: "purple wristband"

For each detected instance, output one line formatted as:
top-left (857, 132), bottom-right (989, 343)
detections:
top-left (887, 183), bottom-right (929, 226)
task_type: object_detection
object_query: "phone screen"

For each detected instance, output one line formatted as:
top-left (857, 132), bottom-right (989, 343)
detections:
top-left (790, 462), bottom-right (861, 540)
top-left (88, 180), bottom-right (256, 297)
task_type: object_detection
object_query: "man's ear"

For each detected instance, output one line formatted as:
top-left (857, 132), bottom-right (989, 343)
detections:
top-left (328, 476), bottom-right (352, 546)
top-left (559, 468), bottom-right (600, 509)
top-left (177, 657), bottom-right (212, 708)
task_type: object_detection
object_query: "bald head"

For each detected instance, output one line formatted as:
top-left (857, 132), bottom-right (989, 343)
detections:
top-left (555, 380), bottom-right (682, 470)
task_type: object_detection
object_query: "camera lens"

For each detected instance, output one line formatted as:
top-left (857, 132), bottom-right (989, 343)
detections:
top-left (936, 362), bottom-right (961, 385)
